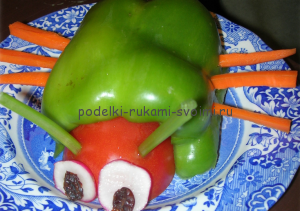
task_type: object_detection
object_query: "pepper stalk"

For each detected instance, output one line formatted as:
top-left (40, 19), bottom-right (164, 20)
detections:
top-left (0, 92), bottom-right (82, 155)
top-left (138, 99), bottom-right (197, 157)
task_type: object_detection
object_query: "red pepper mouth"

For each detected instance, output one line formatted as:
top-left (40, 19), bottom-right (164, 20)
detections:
top-left (63, 117), bottom-right (175, 200)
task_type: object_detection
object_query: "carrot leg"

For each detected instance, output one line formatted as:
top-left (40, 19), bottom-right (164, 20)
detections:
top-left (211, 71), bottom-right (298, 89)
top-left (0, 72), bottom-right (50, 87)
top-left (212, 103), bottom-right (291, 133)
top-left (9, 22), bottom-right (70, 51)
top-left (0, 49), bottom-right (57, 69)
top-left (219, 49), bottom-right (296, 67)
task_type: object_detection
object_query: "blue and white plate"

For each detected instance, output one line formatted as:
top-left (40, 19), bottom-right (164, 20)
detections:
top-left (0, 3), bottom-right (299, 211)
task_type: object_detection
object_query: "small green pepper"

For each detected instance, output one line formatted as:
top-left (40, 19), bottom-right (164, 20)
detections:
top-left (42, 0), bottom-right (221, 178)
top-left (173, 115), bottom-right (222, 178)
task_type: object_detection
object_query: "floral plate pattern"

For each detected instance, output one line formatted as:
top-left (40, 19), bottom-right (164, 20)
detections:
top-left (0, 3), bottom-right (299, 211)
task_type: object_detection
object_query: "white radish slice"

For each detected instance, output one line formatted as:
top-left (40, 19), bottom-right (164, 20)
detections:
top-left (98, 160), bottom-right (151, 211)
top-left (54, 160), bottom-right (96, 202)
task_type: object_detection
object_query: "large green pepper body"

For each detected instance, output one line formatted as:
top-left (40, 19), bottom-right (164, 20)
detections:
top-left (42, 0), bottom-right (221, 178)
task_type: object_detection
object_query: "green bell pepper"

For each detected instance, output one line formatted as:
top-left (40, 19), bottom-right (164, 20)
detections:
top-left (41, 0), bottom-right (222, 178)
top-left (173, 114), bottom-right (222, 179)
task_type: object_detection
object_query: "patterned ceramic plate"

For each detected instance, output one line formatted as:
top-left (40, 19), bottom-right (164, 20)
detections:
top-left (0, 3), bottom-right (299, 211)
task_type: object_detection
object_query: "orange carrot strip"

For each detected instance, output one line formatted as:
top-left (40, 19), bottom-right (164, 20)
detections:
top-left (0, 49), bottom-right (57, 69)
top-left (219, 49), bottom-right (296, 67)
top-left (0, 72), bottom-right (50, 87)
top-left (211, 71), bottom-right (298, 89)
top-left (9, 22), bottom-right (70, 51)
top-left (212, 102), bottom-right (291, 133)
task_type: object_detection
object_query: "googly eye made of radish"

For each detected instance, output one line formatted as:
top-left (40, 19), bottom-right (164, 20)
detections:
top-left (53, 160), bottom-right (96, 202)
top-left (98, 160), bottom-right (152, 211)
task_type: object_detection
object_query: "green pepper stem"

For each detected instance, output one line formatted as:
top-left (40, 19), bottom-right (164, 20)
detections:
top-left (0, 92), bottom-right (81, 155)
top-left (54, 142), bottom-right (65, 158)
top-left (138, 99), bottom-right (197, 157)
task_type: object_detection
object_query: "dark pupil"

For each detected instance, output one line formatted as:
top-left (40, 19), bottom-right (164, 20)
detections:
top-left (63, 171), bottom-right (83, 201)
top-left (112, 187), bottom-right (135, 211)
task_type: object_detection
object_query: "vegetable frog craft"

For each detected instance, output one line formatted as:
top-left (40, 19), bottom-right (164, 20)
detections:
top-left (43, 0), bottom-right (221, 178)
top-left (45, 0), bottom-right (222, 202)
top-left (0, 0), bottom-right (297, 210)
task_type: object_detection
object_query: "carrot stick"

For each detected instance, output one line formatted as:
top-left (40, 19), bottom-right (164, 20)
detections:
top-left (212, 102), bottom-right (291, 133)
top-left (219, 49), bottom-right (296, 67)
top-left (9, 22), bottom-right (70, 51)
top-left (0, 49), bottom-right (57, 68)
top-left (211, 71), bottom-right (298, 89)
top-left (0, 72), bottom-right (50, 87)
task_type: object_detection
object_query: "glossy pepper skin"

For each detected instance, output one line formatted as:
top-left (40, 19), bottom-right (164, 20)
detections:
top-left (42, 0), bottom-right (221, 178)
